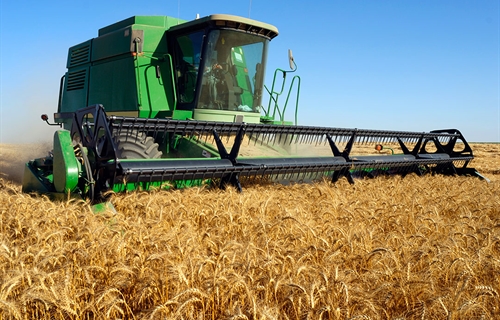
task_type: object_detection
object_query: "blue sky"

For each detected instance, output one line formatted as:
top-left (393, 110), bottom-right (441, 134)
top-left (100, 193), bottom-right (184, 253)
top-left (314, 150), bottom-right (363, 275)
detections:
top-left (1, 0), bottom-right (499, 143)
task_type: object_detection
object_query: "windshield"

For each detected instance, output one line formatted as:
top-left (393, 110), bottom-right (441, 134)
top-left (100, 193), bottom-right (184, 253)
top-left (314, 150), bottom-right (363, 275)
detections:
top-left (197, 30), bottom-right (268, 112)
top-left (173, 31), bottom-right (204, 105)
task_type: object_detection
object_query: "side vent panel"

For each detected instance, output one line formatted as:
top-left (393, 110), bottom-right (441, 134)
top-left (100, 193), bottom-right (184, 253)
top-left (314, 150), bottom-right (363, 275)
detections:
top-left (61, 66), bottom-right (89, 113)
top-left (69, 46), bottom-right (90, 67)
top-left (66, 40), bottom-right (92, 68)
top-left (66, 69), bottom-right (87, 91)
top-left (60, 40), bottom-right (92, 114)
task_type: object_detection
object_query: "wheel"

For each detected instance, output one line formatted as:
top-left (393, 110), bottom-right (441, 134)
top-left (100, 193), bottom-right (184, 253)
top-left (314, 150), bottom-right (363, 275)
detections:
top-left (114, 130), bottom-right (163, 159)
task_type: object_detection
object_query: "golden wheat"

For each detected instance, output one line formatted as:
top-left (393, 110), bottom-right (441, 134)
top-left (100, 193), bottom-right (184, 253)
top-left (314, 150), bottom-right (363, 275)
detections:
top-left (0, 143), bottom-right (498, 319)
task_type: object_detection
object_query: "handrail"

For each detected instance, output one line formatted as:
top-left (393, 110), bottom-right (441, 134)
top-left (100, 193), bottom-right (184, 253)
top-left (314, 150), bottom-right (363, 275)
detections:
top-left (263, 55), bottom-right (300, 124)
top-left (136, 53), bottom-right (178, 112)
top-left (281, 75), bottom-right (300, 125)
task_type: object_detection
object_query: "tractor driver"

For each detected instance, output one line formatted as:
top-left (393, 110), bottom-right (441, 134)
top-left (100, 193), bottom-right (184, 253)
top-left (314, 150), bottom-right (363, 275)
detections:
top-left (198, 32), bottom-right (242, 110)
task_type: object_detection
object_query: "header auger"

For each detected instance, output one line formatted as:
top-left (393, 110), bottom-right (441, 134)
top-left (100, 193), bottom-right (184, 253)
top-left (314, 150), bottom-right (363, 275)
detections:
top-left (22, 14), bottom-right (483, 204)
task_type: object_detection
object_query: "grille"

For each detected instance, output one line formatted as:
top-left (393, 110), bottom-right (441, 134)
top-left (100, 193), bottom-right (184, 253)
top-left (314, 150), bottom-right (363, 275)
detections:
top-left (69, 45), bottom-right (90, 67)
top-left (66, 69), bottom-right (87, 91)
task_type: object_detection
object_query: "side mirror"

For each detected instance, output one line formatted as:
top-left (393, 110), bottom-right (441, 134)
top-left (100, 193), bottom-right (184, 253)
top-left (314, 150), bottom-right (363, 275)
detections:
top-left (288, 49), bottom-right (295, 70)
top-left (41, 114), bottom-right (62, 127)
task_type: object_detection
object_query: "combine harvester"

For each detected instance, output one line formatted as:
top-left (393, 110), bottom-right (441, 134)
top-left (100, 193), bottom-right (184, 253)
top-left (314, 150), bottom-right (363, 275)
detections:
top-left (22, 14), bottom-right (482, 204)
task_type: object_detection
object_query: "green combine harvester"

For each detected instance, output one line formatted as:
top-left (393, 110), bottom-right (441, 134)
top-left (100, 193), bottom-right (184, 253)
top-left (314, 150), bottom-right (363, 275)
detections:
top-left (22, 14), bottom-right (482, 203)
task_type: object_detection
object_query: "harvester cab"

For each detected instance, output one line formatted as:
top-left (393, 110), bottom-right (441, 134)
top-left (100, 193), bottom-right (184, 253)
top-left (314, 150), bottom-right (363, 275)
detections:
top-left (56, 15), bottom-right (277, 128)
top-left (23, 14), bottom-right (484, 204)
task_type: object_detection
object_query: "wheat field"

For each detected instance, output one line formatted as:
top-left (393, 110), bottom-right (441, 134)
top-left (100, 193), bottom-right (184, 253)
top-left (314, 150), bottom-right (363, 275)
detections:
top-left (0, 143), bottom-right (499, 319)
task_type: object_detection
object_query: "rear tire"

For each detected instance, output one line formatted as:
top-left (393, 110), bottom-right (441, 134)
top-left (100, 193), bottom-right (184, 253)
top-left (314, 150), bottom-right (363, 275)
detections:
top-left (115, 130), bottom-right (163, 159)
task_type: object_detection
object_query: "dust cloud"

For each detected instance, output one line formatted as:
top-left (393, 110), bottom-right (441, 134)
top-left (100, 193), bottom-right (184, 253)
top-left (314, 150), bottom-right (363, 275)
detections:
top-left (0, 142), bottom-right (52, 184)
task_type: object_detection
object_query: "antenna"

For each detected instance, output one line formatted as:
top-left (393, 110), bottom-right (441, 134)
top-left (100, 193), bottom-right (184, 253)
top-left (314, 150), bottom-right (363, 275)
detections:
top-left (248, 0), bottom-right (252, 18)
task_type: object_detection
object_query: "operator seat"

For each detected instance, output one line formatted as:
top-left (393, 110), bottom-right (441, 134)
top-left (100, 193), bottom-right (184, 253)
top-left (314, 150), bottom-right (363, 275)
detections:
top-left (224, 64), bottom-right (243, 110)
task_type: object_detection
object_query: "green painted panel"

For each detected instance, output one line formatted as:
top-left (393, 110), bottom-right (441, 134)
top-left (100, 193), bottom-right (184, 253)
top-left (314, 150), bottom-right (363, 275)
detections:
top-left (85, 17), bottom-right (181, 116)
top-left (87, 54), bottom-right (175, 117)
top-left (93, 16), bottom-right (185, 62)
top-left (231, 47), bottom-right (253, 106)
top-left (98, 16), bottom-right (186, 36)
top-left (136, 55), bottom-right (175, 118)
top-left (52, 130), bottom-right (80, 193)
top-left (60, 66), bottom-right (90, 113)
top-left (88, 57), bottom-right (137, 112)
top-left (91, 202), bottom-right (117, 214)
top-left (60, 40), bottom-right (93, 113)
top-left (91, 27), bottom-right (142, 62)
top-left (172, 110), bottom-right (193, 120)
top-left (66, 40), bottom-right (92, 68)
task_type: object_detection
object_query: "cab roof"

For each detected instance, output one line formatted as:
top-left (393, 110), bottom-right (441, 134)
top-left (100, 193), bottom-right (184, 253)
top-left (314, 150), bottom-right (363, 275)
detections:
top-left (169, 14), bottom-right (279, 40)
